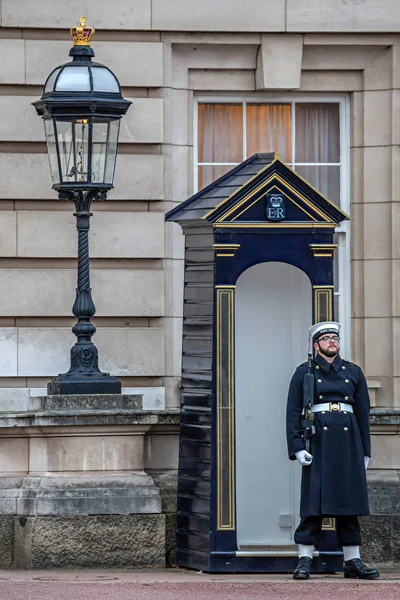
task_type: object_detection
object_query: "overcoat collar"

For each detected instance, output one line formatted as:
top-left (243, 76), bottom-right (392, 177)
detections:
top-left (314, 353), bottom-right (343, 374)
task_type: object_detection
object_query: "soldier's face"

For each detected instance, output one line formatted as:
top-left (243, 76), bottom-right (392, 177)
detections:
top-left (315, 335), bottom-right (340, 358)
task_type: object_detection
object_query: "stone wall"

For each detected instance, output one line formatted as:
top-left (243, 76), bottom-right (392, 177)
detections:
top-left (2, 0), bottom-right (400, 32)
top-left (362, 481), bottom-right (400, 568)
top-left (0, 15), bottom-right (177, 407)
top-left (0, 515), bottom-right (167, 569)
top-left (0, 8), bottom-right (399, 409)
top-left (0, 398), bottom-right (179, 569)
top-left (359, 412), bottom-right (400, 566)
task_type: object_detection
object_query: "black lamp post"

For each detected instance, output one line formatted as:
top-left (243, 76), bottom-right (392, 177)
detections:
top-left (33, 17), bottom-right (131, 395)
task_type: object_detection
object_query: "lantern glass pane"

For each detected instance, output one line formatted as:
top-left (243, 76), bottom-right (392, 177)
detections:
top-left (91, 118), bottom-right (120, 185)
top-left (91, 67), bottom-right (119, 93)
top-left (56, 119), bottom-right (90, 184)
top-left (55, 66), bottom-right (91, 92)
top-left (44, 119), bottom-right (61, 184)
top-left (44, 68), bottom-right (61, 94)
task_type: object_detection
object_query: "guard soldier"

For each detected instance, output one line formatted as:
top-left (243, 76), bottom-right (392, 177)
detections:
top-left (286, 321), bottom-right (379, 580)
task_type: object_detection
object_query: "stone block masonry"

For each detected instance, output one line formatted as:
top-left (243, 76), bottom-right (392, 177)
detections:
top-left (12, 515), bottom-right (166, 569)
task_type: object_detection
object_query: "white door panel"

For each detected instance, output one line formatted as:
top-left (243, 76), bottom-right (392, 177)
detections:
top-left (235, 261), bottom-right (312, 546)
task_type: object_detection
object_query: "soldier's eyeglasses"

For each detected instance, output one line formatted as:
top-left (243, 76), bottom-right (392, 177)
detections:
top-left (319, 336), bottom-right (340, 343)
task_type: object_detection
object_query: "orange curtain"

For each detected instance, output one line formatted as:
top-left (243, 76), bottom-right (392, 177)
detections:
top-left (246, 104), bottom-right (292, 162)
top-left (197, 101), bottom-right (340, 204)
top-left (198, 103), bottom-right (243, 163)
top-left (197, 103), bottom-right (293, 189)
top-left (198, 103), bottom-right (243, 188)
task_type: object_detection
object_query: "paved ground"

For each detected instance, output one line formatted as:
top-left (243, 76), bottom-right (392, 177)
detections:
top-left (0, 569), bottom-right (399, 600)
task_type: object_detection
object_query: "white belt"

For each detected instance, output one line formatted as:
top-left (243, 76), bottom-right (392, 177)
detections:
top-left (311, 402), bottom-right (353, 413)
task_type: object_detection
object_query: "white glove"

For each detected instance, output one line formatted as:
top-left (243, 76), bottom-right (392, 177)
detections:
top-left (295, 450), bottom-right (313, 466)
top-left (364, 457), bottom-right (369, 470)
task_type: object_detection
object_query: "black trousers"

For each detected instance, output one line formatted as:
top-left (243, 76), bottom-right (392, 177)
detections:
top-left (294, 516), bottom-right (361, 547)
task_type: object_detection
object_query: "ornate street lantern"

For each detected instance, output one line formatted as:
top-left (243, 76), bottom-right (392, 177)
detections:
top-left (33, 17), bottom-right (131, 395)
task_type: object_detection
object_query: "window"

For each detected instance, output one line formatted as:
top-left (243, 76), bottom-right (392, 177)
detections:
top-left (196, 100), bottom-right (341, 206)
top-left (194, 96), bottom-right (351, 357)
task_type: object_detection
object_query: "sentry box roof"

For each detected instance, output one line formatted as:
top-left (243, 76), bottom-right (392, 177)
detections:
top-left (166, 153), bottom-right (349, 227)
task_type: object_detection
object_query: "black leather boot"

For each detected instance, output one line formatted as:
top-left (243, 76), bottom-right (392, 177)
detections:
top-left (293, 556), bottom-right (312, 580)
top-left (344, 558), bottom-right (380, 579)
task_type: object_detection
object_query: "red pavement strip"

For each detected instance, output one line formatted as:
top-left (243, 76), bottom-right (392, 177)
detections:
top-left (0, 571), bottom-right (399, 600)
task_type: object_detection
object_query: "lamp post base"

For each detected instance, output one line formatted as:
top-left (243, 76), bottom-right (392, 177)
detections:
top-left (47, 375), bottom-right (121, 395)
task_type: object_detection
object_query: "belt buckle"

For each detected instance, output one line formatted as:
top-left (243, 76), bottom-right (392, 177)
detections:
top-left (330, 402), bottom-right (340, 412)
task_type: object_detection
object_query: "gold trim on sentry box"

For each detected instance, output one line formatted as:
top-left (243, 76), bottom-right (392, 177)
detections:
top-left (214, 243), bottom-right (241, 258)
top-left (202, 153), bottom-right (350, 221)
top-left (314, 288), bottom-right (333, 323)
top-left (310, 244), bottom-right (338, 258)
top-left (216, 287), bottom-right (236, 530)
top-left (218, 173), bottom-right (331, 223)
top-left (231, 182), bottom-right (318, 223)
top-left (213, 222), bottom-right (337, 229)
top-left (322, 517), bottom-right (336, 531)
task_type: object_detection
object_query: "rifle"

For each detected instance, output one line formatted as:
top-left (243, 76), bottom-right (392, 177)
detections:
top-left (301, 352), bottom-right (316, 454)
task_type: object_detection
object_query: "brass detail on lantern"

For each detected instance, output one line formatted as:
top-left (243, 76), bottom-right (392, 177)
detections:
top-left (70, 16), bottom-right (95, 46)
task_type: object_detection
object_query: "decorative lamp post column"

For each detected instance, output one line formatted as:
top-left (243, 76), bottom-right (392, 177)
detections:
top-left (33, 17), bottom-right (131, 395)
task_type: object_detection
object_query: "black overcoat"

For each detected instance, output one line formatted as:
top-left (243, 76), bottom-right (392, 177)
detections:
top-left (286, 353), bottom-right (370, 517)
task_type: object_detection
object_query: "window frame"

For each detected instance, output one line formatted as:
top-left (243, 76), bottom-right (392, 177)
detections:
top-left (193, 94), bottom-right (351, 359)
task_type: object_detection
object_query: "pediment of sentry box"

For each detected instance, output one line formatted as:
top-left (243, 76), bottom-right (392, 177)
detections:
top-left (215, 173), bottom-right (333, 225)
top-left (209, 158), bottom-right (349, 226)
top-left (166, 154), bottom-right (350, 226)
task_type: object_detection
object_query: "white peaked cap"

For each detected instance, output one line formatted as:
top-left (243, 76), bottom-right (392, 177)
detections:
top-left (309, 321), bottom-right (341, 347)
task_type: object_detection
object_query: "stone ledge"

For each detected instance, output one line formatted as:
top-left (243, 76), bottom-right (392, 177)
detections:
top-left (370, 409), bottom-right (400, 426)
top-left (14, 474), bottom-right (162, 517)
top-left (0, 386), bottom-right (166, 412)
top-left (0, 409), bottom-right (180, 429)
top-left (29, 394), bottom-right (143, 412)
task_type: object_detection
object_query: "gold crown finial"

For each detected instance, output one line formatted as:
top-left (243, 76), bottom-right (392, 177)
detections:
top-left (70, 16), bottom-right (95, 46)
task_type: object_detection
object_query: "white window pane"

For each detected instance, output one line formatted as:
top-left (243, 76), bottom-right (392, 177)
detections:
top-left (91, 67), bottom-right (119, 93)
top-left (44, 68), bottom-right (61, 94)
top-left (295, 165), bottom-right (340, 206)
top-left (44, 119), bottom-right (60, 184)
top-left (55, 119), bottom-right (90, 184)
top-left (56, 67), bottom-right (91, 92)
top-left (295, 103), bottom-right (340, 163)
top-left (198, 104), bottom-right (243, 164)
top-left (246, 103), bottom-right (292, 162)
top-left (92, 119), bottom-right (120, 184)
